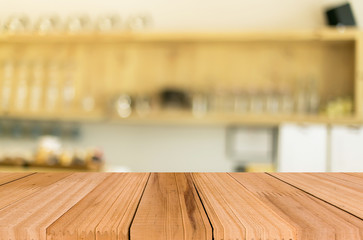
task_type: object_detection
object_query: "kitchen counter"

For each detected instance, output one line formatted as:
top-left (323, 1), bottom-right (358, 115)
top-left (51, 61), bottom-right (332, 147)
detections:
top-left (0, 172), bottom-right (362, 239)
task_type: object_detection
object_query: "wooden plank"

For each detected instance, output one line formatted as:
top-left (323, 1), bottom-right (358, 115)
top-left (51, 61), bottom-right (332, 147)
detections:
top-left (0, 172), bottom-right (34, 185)
top-left (130, 173), bottom-right (212, 240)
top-left (0, 172), bottom-right (72, 210)
top-left (270, 173), bottom-right (363, 218)
top-left (46, 173), bottom-right (149, 239)
top-left (192, 172), bottom-right (296, 240)
top-left (0, 172), bottom-right (361, 239)
top-left (230, 173), bottom-right (363, 240)
top-left (0, 30), bottom-right (357, 43)
top-left (0, 173), bottom-right (109, 240)
top-left (345, 172), bottom-right (363, 179)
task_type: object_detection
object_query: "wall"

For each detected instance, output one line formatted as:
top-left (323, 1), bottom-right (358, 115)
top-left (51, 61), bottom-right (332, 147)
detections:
top-left (0, 0), bottom-right (361, 30)
top-left (81, 124), bottom-right (231, 171)
top-left (0, 0), bottom-right (361, 171)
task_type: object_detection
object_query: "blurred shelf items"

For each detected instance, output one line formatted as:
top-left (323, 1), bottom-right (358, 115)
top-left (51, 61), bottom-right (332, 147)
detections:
top-left (0, 135), bottom-right (104, 172)
top-left (0, 7), bottom-right (361, 174)
top-left (0, 27), bottom-right (362, 127)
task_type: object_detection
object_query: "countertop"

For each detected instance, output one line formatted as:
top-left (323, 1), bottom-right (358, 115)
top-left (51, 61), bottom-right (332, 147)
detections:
top-left (0, 172), bottom-right (362, 239)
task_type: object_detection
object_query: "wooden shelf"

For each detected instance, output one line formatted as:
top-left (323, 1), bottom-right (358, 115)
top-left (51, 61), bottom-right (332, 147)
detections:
top-left (0, 29), bottom-right (361, 126)
top-left (109, 111), bottom-right (362, 126)
top-left (0, 28), bottom-right (358, 43)
top-left (1, 109), bottom-right (361, 126)
top-left (0, 110), bottom-right (104, 122)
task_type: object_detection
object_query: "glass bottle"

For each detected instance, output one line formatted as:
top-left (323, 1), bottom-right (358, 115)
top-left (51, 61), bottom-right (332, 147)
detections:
top-left (1, 61), bottom-right (14, 111)
top-left (135, 94), bottom-right (152, 117)
top-left (250, 91), bottom-right (265, 113)
top-left (192, 91), bottom-right (208, 117)
top-left (45, 62), bottom-right (59, 111)
top-left (266, 91), bottom-right (279, 114)
top-left (63, 63), bottom-right (76, 111)
top-left (307, 78), bottom-right (320, 114)
top-left (234, 91), bottom-right (249, 114)
top-left (280, 90), bottom-right (294, 114)
top-left (30, 61), bottom-right (43, 112)
top-left (295, 79), bottom-right (307, 114)
top-left (15, 62), bottom-right (28, 111)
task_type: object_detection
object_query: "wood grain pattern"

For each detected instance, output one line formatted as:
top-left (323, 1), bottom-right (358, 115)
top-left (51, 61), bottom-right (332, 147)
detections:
top-left (192, 172), bottom-right (297, 240)
top-left (270, 172), bottom-right (363, 219)
top-left (130, 173), bottom-right (212, 240)
top-left (0, 172), bottom-right (34, 185)
top-left (46, 173), bottom-right (149, 239)
top-left (230, 173), bottom-right (363, 240)
top-left (0, 172), bottom-right (362, 240)
top-left (0, 173), bottom-right (109, 240)
top-left (0, 173), bottom-right (72, 210)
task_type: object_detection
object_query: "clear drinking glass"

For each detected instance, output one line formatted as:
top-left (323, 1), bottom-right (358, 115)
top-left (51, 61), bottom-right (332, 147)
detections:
top-left (30, 61), bottom-right (43, 112)
top-left (307, 78), bottom-right (320, 114)
top-left (64, 15), bottom-right (92, 33)
top-left (250, 92), bottom-right (265, 113)
top-left (1, 61), bottom-right (14, 111)
top-left (82, 95), bottom-right (95, 112)
top-left (265, 92), bottom-right (279, 114)
top-left (15, 61), bottom-right (28, 111)
top-left (63, 62), bottom-right (76, 110)
top-left (192, 92), bottom-right (208, 117)
top-left (96, 14), bottom-right (121, 32)
top-left (295, 79), bottom-right (307, 114)
top-left (45, 61), bottom-right (59, 111)
top-left (34, 15), bottom-right (61, 34)
top-left (280, 92), bottom-right (294, 114)
top-left (2, 15), bottom-right (30, 33)
top-left (115, 94), bottom-right (132, 118)
top-left (135, 95), bottom-right (151, 117)
top-left (234, 91), bottom-right (249, 114)
top-left (126, 13), bottom-right (152, 31)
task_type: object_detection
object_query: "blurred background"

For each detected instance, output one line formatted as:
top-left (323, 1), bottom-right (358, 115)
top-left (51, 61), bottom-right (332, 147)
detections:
top-left (0, 0), bottom-right (362, 172)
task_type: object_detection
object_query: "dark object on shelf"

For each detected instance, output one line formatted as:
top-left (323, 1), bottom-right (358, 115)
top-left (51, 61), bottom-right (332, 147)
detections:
top-left (325, 3), bottom-right (356, 27)
top-left (160, 88), bottom-right (190, 109)
top-left (234, 165), bottom-right (246, 172)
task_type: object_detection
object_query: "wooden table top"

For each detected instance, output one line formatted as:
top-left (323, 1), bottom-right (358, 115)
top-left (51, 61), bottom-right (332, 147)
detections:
top-left (0, 172), bottom-right (362, 240)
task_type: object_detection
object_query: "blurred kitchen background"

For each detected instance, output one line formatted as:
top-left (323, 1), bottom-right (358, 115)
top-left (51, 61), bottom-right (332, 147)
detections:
top-left (0, 0), bottom-right (363, 172)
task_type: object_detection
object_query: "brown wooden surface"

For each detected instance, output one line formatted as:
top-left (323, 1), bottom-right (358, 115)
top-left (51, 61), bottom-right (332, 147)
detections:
top-left (0, 172), bottom-right (362, 240)
top-left (270, 172), bottom-right (363, 218)
top-left (131, 173), bottom-right (212, 240)
top-left (0, 172), bottom-right (34, 185)
top-left (230, 173), bottom-right (363, 239)
top-left (47, 173), bottom-right (149, 239)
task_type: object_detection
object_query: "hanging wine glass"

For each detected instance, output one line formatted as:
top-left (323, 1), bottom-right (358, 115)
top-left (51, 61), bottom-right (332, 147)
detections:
top-left (2, 15), bottom-right (30, 33)
top-left (64, 15), bottom-right (92, 33)
top-left (95, 14), bottom-right (121, 32)
top-left (126, 13), bottom-right (152, 31)
top-left (34, 15), bottom-right (61, 34)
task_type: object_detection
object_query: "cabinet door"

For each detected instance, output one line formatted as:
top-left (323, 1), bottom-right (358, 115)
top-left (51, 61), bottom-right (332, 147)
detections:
top-left (278, 124), bottom-right (327, 172)
top-left (331, 126), bottom-right (363, 172)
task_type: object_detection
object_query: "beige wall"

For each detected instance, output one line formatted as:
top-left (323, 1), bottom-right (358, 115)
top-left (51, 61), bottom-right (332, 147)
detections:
top-left (0, 0), bottom-right (361, 30)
